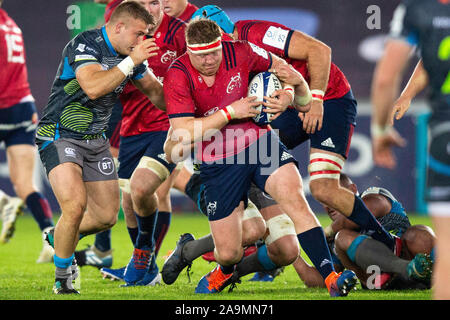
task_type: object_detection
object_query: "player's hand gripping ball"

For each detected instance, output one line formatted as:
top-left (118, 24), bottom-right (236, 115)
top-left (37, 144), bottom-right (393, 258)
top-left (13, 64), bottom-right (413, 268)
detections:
top-left (248, 72), bottom-right (282, 125)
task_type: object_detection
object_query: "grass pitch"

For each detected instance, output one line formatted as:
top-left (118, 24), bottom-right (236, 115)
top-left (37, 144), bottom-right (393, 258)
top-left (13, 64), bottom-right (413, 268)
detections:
top-left (0, 212), bottom-right (433, 301)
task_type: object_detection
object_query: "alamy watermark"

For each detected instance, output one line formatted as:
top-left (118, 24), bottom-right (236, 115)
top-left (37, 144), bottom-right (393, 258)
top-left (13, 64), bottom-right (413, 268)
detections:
top-left (66, 5), bottom-right (81, 30)
top-left (366, 5), bottom-right (381, 30)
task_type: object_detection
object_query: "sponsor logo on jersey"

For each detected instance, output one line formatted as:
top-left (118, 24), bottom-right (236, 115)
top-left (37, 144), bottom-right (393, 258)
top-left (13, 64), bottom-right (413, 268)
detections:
top-left (249, 43), bottom-right (269, 59)
top-left (262, 26), bottom-right (290, 50)
top-left (226, 72), bottom-right (242, 94)
top-left (76, 44), bottom-right (86, 52)
top-left (161, 50), bottom-right (177, 64)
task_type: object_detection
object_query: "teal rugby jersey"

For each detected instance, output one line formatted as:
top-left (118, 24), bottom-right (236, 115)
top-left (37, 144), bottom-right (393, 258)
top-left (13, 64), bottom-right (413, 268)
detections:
top-left (37, 26), bottom-right (147, 141)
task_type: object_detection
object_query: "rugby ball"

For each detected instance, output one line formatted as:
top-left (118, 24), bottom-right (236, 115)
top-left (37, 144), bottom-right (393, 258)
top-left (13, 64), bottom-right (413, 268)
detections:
top-left (247, 72), bottom-right (282, 125)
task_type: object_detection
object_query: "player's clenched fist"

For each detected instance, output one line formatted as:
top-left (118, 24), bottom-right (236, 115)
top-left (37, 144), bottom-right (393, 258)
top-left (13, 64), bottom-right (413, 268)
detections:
top-left (129, 38), bottom-right (160, 65)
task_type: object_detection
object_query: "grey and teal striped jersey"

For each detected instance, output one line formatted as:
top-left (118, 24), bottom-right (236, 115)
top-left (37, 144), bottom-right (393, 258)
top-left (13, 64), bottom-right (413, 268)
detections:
top-left (361, 187), bottom-right (411, 237)
top-left (36, 26), bottom-right (147, 141)
top-left (390, 0), bottom-right (450, 116)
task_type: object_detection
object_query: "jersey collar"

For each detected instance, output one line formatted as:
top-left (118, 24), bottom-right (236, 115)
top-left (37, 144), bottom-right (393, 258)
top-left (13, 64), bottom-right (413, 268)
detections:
top-left (101, 25), bottom-right (118, 56)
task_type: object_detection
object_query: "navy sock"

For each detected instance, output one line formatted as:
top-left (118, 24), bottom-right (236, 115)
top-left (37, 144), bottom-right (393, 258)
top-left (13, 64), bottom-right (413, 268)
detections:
top-left (94, 229), bottom-right (111, 252)
top-left (25, 192), bottom-right (53, 231)
top-left (153, 211), bottom-right (171, 257)
top-left (135, 211), bottom-right (157, 250)
top-left (127, 226), bottom-right (139, 246)
top-left (348, 195), bottom-right (394, 250)
top-left (297, 227), bottom-right (335, 280)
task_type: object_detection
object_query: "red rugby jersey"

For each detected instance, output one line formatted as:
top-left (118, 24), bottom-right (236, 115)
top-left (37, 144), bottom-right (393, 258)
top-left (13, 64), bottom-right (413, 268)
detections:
top-left (165, 40), bottom-right (273, 162)
top-left (0, 9), bottom-right (32, 109)
top-left (119, 14), bottom-right (186, 136)
top-left (234, 20), bottom-right (351, 100)
top-left (177, 2), bottom-right (199, 22)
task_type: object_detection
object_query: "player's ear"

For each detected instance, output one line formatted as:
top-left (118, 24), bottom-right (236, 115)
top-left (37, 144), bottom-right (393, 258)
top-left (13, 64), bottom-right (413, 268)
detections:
top-left (115, 22), bottom-right (125, 34)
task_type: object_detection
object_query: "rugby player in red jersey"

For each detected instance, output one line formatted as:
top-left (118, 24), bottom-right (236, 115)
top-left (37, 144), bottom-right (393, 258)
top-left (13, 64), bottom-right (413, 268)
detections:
top-left (162, 0), bottom-right (198, 22)
top-left (164, 18), bottom-right (357, 296)
top-left (193, 5), bottom-right (397, 254)
top-left (0, 1), bottom-right (55, 263)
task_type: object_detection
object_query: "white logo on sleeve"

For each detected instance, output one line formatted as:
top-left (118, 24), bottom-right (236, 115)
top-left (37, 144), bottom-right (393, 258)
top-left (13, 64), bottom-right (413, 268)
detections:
top-left (262, 26), bottom-right (290, 50)
top-left (249, 42), bottom-right (269, 59)
top-left (76, 43), bottom-right (86, 52)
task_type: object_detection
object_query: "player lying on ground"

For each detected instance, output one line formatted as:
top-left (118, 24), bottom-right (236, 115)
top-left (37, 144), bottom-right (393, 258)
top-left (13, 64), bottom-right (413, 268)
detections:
top-left (294, 173), bottom-right (435, 290)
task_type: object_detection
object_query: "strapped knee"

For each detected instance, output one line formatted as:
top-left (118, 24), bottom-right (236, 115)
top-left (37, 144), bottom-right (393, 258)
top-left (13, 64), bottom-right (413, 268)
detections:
top-left (119, 178), bottom-right (131, 194)
top-left (265, 214), bottom-right (296, 245)
top-left (308, 153), bottom-right (344, 181)
top-left (243, 199), bottom-right (263, 221)
top-left (135, 156), bottom-right (170, 181)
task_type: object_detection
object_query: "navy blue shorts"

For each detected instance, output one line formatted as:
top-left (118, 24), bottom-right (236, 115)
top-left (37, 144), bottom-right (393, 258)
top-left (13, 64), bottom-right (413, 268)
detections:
top-left (117, 131), bottom-right (176, 179)
top-left (270, 90), bottom-right (357, 158)
top-left (0, 102), bottom-right (37, 147)
top-left (199, 131), bottom-right (297, 221)
top-left (185, 173), bottom-right (207, 215)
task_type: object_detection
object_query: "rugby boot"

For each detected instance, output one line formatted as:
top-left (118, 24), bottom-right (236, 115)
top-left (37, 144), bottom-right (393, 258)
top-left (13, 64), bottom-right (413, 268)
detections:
top-left (407, 253), bottom-right (433, 286)
top-left (133, 257), bottom-right (162, 286)
top-left (122, 247), bottom-right (153, 286)
top-left (53, 276), bottom-right (79, 295)
top-left (325, 270), bottom-right (358, 297)
top-left (162, 233), bottom-right (195, 284)
top-left (0, 197), bottom-right (24, 243)
top-left (74, 244), bottom-right (113, 268)
top-left (249, 267), bottom-right (284, 282)
top-left (195, 265), bottom-right (234, 294)
top-left (101, 266), bottom-right (126, 281)
top-left (37, 226), bottom-right (55, 263)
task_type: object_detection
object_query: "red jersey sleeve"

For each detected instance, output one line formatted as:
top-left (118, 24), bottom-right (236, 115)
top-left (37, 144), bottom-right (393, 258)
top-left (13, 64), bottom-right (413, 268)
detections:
top-left (235, 20), bottom-right (293, 59)
top-left (164, 59), bottom-right (196, 119)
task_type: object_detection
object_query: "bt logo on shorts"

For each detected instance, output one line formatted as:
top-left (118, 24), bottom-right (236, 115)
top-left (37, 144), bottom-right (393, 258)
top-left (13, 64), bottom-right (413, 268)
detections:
top-left (207, 201), bottom-right (217, 216)
top-left (98, 157), bottom-right (115, 175)
top-left (64, 147), bottom-right (76, 158)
